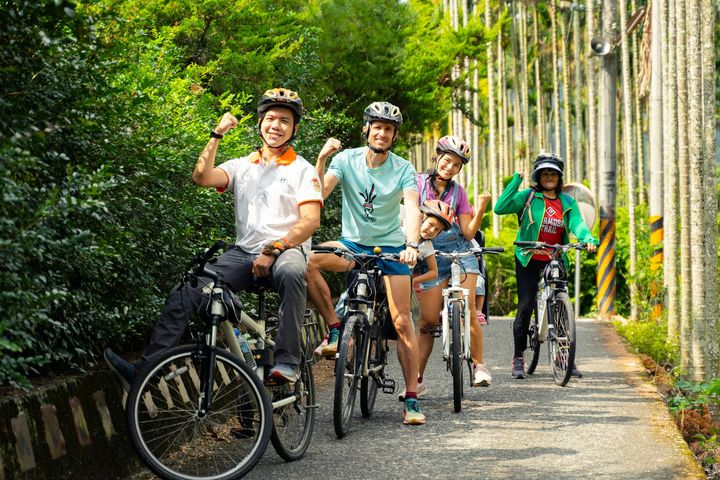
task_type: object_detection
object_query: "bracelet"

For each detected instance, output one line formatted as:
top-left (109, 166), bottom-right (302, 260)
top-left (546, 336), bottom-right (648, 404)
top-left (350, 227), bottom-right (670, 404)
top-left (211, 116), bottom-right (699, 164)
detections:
top-left (261, 238), bottom-right (291, 258)
top-left (210, 130), bottom-right (224, 139)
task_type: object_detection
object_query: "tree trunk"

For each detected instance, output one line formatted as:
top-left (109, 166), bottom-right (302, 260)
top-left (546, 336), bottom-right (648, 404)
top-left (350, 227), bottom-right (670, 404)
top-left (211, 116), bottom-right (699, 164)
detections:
top-left (662, 0), bottom-right (679, 344)
top-left (534, 7), bottom-right (545, 153)
top-left (700, 0), bottom-right (718, 379)
top-left (559, 10), bottom-right (572, 178)
top-left (619, 0), bottom-right (638, 322)
top-left (632, 0), bottom-right (645, 205)
top-left (675, 0), bottom-right (692, 376)
top-left (486, 0), bottom-right (499, 237)
top-left (520, 0), bottom-right (531, 181)
top-left (572, 5), bottom-right (583, 182)
top-left (687, 0), bottom-right (706, 381)
top-left (550, 4), bottom-right (561, 153)
top-left (586, 0), bottom-right (597, 199)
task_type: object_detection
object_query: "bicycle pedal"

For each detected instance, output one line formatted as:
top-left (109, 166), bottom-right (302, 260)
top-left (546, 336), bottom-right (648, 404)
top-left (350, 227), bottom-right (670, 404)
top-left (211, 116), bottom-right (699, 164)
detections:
top-left (381, 378), bottom-right (396, 394)
top-left (428, 326), bottom-right (442, 338)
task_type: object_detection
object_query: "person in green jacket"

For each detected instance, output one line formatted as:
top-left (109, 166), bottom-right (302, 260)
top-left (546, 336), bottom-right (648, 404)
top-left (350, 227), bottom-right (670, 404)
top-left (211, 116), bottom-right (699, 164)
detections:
top-left (494, 153), bottom-right (597, 380)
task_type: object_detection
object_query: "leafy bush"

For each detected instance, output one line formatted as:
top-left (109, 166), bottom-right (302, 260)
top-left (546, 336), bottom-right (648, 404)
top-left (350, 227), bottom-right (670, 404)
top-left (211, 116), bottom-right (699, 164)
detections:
top-left (614, 319), bottom-right (677, 367)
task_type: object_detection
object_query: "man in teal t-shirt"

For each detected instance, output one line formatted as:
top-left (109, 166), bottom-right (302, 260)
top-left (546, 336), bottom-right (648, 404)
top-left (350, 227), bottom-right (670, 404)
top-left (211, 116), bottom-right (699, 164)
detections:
top-left (307, 101), bottom-right (426, 425)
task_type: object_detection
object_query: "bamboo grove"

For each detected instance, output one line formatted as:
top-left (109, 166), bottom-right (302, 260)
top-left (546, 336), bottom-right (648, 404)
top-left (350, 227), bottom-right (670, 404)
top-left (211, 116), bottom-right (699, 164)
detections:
top-left (406, 0), bottom-right (719, 381)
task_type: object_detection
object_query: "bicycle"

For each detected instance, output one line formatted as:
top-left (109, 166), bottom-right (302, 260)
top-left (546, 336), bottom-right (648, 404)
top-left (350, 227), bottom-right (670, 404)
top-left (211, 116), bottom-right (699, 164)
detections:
top-left (431, 246), bottom-right (503, 412)
top-left (125, 241), bottom-right (316, 480)
top-left (312, 245), bottom-right (400, 438)
top-left (514, 241), bottom-right (589, 387)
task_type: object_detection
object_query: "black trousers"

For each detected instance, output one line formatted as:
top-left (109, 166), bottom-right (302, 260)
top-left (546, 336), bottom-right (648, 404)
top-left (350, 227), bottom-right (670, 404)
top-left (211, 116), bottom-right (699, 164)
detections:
top-left (513, 257), bottom-right (549, 357)
top-left (142, 247), bottom-right (307, 367)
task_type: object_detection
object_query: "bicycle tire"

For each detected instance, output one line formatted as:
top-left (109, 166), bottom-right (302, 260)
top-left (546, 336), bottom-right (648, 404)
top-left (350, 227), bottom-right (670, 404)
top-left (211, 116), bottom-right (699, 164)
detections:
top-left (126, 345), bottom-right (272, 480)
top-left (269, 351), bottom-right (316, 461)
top-left (548, 292), bottom-right (576, 387)
top-left (360, 325), bottom-right (384, 418)
top-left (333, 314), bottom-right (361, 438)
top-left (450, 304), bottom-right (463, 413)
top-left (525, 307), bottom-right (541, 375)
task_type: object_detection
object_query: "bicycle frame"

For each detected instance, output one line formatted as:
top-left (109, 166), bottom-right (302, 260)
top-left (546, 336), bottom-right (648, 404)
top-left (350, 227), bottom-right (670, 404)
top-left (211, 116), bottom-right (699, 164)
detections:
top-left (440, 259), bottom-right (471, 363)
top-left (535, 254), bottom-right (570, 344)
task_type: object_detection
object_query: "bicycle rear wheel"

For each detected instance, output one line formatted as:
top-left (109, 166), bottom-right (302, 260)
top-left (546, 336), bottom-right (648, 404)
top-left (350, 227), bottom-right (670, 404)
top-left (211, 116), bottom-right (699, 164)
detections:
top-left (547, 292), bottom-right (576, 387)
top-left (269, 351), bottom-right (316, 461)
top-left (126, 345), bottom-right (272, 480)
top-left (525, 308), bottom-right (541, 375)
top-left (333, 314), bottom-right (362, 438)
top-left (450, 304), bottom-right (463, 413)
top-left (360, 323), bottom-right (385, 418)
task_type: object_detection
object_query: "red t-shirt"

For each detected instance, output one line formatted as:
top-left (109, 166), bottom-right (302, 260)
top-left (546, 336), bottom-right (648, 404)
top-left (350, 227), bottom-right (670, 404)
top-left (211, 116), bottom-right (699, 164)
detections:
top-left (532, 197), bottom-right (565, 261)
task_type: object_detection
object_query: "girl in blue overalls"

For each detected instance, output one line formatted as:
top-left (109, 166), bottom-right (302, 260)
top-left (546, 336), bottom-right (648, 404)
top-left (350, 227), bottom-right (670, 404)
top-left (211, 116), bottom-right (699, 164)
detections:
top-left (414, 136), bottom-right (493, 394)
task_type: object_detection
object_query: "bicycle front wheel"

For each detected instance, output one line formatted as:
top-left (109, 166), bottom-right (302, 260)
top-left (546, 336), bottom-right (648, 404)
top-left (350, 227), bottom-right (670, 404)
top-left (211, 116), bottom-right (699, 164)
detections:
top-left (126, 345), bottom-right (272, 480)
top-left (525, 307), bottom-right (541, 375)
top-left (333, 314), bottom-right (362, 438)
top-left (269, 351), bottom-right (316, 461)
top-left (360, 324), bottom-right (385, 418)
top-left (450, 304), bottom-right (463, 413)
top-left (547, 292), bottom-right (576, 387)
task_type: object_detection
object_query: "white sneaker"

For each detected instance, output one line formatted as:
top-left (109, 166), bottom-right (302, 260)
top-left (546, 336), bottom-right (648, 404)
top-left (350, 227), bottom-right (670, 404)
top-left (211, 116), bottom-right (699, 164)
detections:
top-left (472, 363), bottom-right (492, 387)
top-left (397, 379), bottom-right (428, 401)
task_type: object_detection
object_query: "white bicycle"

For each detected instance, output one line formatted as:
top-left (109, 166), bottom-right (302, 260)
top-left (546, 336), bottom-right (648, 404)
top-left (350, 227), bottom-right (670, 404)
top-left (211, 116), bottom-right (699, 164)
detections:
top-left (432, 246), bottom-right (503, 412)
top-left (515, 241), bottom-right (589, 387)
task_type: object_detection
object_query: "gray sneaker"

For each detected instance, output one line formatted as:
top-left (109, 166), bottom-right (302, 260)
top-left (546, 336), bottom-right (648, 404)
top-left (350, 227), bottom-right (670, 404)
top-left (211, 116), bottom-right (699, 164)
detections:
top-left (511, 357), bottom-right (525, 379)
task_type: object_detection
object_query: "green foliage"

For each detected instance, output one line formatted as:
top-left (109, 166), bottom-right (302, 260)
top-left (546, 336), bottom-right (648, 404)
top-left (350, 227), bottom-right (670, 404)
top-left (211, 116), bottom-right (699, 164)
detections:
top-left (614, 319), bottom-right (677, 367)
top-left (668, 378), bottom-right (720, 414)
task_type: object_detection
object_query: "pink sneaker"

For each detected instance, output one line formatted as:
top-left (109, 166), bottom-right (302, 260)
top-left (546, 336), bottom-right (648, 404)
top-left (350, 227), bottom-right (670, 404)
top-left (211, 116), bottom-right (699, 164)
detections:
top-left (477, 312), bottom-right (487, 325)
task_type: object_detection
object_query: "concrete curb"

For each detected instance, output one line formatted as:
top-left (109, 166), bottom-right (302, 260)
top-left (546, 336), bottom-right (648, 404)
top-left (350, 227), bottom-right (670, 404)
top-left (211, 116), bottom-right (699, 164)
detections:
top-left (0, 370), bottom-right (139, 479)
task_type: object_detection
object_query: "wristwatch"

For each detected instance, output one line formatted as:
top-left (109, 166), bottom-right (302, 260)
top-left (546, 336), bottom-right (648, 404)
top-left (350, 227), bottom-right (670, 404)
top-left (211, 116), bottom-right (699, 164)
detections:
top-left (210, 130), bottom-right (224, 139)
top-left (406, 241), bottom-right (419, 250)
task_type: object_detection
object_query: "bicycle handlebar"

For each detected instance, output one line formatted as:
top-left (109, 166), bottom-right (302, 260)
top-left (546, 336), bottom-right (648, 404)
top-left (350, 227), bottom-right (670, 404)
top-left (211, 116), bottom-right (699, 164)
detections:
top-left (514, 241), bottom-right (588, 253)
top-left (433, 246), bottom-right (504, 259)
top-left (311, 245), bottom-right (401, 263)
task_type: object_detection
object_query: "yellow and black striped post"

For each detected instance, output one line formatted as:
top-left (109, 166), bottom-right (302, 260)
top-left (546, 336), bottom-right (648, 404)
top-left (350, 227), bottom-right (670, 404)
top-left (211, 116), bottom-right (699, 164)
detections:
top-left (597, 213), bottom-right (616, 315)
top-left (649, 215), bottom-right (663, 318)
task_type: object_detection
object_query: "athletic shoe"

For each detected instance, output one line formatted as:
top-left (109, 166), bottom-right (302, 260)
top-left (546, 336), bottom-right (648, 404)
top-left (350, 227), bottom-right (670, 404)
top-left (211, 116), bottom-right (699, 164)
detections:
top-left (313, 333), bottom-right (329, 357)
top-left (570, 364), bottom-right (583, 378)
top-left (268, 362), bottom-right (299, 383)
top-left (477, 312), bottom-right (487, 325)
top-left (511, 357), bottom-right (526, 379)
top-left (403, 398), bottom-right (426, 425)
top-left (472, 363), bottom-right (492, 387)
top-left (104, 348), bottom-right (137, 391)
top-left (397, 380), bottom-right (428, 401)
top-left (318, 326), bottom-right (341, 358)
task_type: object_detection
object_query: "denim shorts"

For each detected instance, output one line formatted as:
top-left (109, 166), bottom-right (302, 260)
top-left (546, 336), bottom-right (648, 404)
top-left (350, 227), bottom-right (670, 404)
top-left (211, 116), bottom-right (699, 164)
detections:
top-left (475, 273), bottom-right (486, 296)
top-left (338, 239), bottom-right (411, 276)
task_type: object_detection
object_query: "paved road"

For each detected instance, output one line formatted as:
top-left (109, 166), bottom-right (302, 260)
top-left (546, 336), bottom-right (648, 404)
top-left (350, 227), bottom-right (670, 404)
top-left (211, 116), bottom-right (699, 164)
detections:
top-left (129, 318), bottom-right (704, 479)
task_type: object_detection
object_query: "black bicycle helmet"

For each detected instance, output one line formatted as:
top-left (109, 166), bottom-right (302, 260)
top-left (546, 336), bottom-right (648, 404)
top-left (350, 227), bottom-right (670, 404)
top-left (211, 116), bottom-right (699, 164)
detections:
top-left (530, 152), bottom-right (564, 183)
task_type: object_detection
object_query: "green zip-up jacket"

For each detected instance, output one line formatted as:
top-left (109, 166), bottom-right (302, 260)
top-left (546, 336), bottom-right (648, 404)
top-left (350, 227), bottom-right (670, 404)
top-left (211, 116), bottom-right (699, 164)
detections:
top-left (493, 172), bottom-right (598, 267)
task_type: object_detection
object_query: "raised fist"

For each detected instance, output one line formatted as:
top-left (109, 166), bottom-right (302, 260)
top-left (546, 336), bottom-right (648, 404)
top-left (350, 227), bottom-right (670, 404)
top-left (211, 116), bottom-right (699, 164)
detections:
top-left (215, 112), bottom-right (239, 136)
top-left (318, 138), bottom-right (342, 162)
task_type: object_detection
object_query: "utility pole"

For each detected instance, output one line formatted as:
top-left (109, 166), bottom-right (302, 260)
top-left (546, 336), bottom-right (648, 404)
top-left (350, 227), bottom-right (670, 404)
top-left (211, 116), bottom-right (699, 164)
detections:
top-left (595, 0), bottom-right (618, 316)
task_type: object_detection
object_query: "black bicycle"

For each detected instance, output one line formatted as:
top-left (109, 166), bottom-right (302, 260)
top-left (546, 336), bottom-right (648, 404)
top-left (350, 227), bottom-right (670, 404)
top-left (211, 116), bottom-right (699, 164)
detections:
top-left (515, 241), bottom-right (589, 386)
top-left (125, 241), bottom-right (316, 479)
top-left (312, 245), bottom-right (400, 438)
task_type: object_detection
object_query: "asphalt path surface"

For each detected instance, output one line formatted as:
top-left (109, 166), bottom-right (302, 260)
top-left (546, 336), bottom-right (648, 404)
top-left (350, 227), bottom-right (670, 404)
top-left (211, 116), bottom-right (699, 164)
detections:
top-left (128, 317), bottom-right (703, 479)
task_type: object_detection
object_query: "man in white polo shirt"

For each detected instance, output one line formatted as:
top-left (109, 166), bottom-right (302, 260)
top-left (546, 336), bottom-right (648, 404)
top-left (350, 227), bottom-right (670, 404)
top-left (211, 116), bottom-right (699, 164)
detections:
top-left (104, 88), bottom-right (323, 386)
